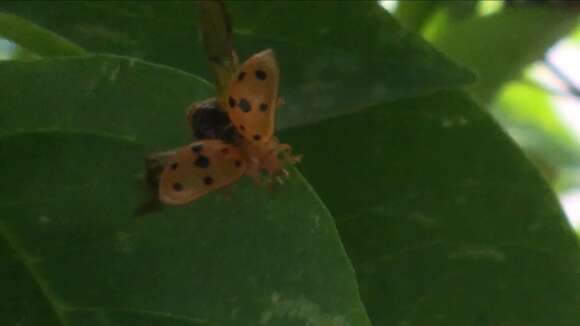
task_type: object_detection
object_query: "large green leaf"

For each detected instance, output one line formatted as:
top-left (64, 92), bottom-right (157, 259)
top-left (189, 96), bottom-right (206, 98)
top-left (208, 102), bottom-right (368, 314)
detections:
top-left (0, 1), bottom-right (474, 129)
top-left (281, 91), bottom-right (580, 326)
top-left (0, 55), bottom-right (212, 151)
top-left (0, 57), bottom-right (371, 325)
top-left (0, 12), bottom-right (85, 57)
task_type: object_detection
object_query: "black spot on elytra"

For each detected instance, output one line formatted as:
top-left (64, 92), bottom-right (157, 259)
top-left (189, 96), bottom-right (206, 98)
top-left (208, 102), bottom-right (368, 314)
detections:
top-left (253, 134), bottom-right (262, 141)
top-left (255, 70), bottom-right (267, 80)
top-left (259, 103), bottom-right (268, 112)
top-left (239, 125), bottom-right (246, 132)
top-left (238, 98), bottom-right (252, 112)
top-left (221, 147), bottom-right (230, 155)
top-left (203, 176), bottom-right (214, 185)
top-left (228, 96), bottom-right (236, 108)
top-left (194, 155), bottom-right (210, 168)
top-left (170, 162), bottom-right (178, 170)
top-left (191, 144), bottom-right (203, 153)
top-left (235, 160), bottom-right (242, 167)
top-left (173, 183), bottom-right (183, 191)
top-left (237, 71), bottom-right (246, 81)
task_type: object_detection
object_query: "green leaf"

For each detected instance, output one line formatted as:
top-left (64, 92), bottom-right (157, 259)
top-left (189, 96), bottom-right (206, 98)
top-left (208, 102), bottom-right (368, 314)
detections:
top-left (395, 1), bottom-right (477, 33)
top-left (431, 7), bottom-right (579, 103)
top-left (573, 22), bottom-right (580, 43)
top-left (0, 55), bottom-right (212, 151)
top-left (0, 12), bottom-right (85, 57)
top-left (0, 1), bottom-right (474, 129)
top-left (0, 74), bottom-right (371, 326)
top-left (281, 90), bottom-right (580, 326)
top-left (395, 1), bottom-right (441, 32)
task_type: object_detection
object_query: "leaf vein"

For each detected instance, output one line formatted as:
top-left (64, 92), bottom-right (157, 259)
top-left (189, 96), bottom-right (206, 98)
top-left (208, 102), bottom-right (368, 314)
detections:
top-left (58, 305), bottom-right (209, 325)
top-left (0, 221), bottom-right (69, 326)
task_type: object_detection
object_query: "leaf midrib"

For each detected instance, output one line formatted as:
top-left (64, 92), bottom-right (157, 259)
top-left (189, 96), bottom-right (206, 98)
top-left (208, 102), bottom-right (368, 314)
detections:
top-left (0, 130), bottom-right (143, 326)
top-left (0, 220), bottom-right (69, 326)
top-left (0, 218), bottom-right (211, 325)
top-left (0, 131), bottom-right (211, 325)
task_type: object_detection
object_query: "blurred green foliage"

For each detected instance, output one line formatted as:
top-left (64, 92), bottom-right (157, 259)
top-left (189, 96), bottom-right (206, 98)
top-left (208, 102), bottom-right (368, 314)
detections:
top-left (0, 13), bottom-right (85, 57)
top-left (574, 23), bottom-right (580, 42)
top-left (395, 0), bottom-right (580, 214)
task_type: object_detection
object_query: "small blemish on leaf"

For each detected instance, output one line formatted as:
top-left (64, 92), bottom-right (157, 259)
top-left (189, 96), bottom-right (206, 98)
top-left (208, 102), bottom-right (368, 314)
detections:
top-left (260, 292), bottom-right (348, 325)
top-left (448, 246), bottom-right (506, 262)
top-left (38, 216), bottom-right (51, 224)
top-left (109, 64), bottom-right (121, 83)
top-left (441, 116), bottom-right (469, 128)
top-left (115, 232), bottom-right (135, 254)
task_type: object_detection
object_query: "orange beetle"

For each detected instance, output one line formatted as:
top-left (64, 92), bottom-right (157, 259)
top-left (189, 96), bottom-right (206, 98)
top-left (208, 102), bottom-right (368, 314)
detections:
top-left (158, 49), bottom-right (301, 205)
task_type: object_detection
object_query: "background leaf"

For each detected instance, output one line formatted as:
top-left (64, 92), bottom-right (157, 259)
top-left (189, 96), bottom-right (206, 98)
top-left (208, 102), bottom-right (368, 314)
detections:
top-left (0, 12), bottom-right (85, 57)
top-left (0, 55), bottom-right (212, 151)
top-left (0, 1), bottom-right (474, 129)
top-left (281, 91), bottom-right (580, 325)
